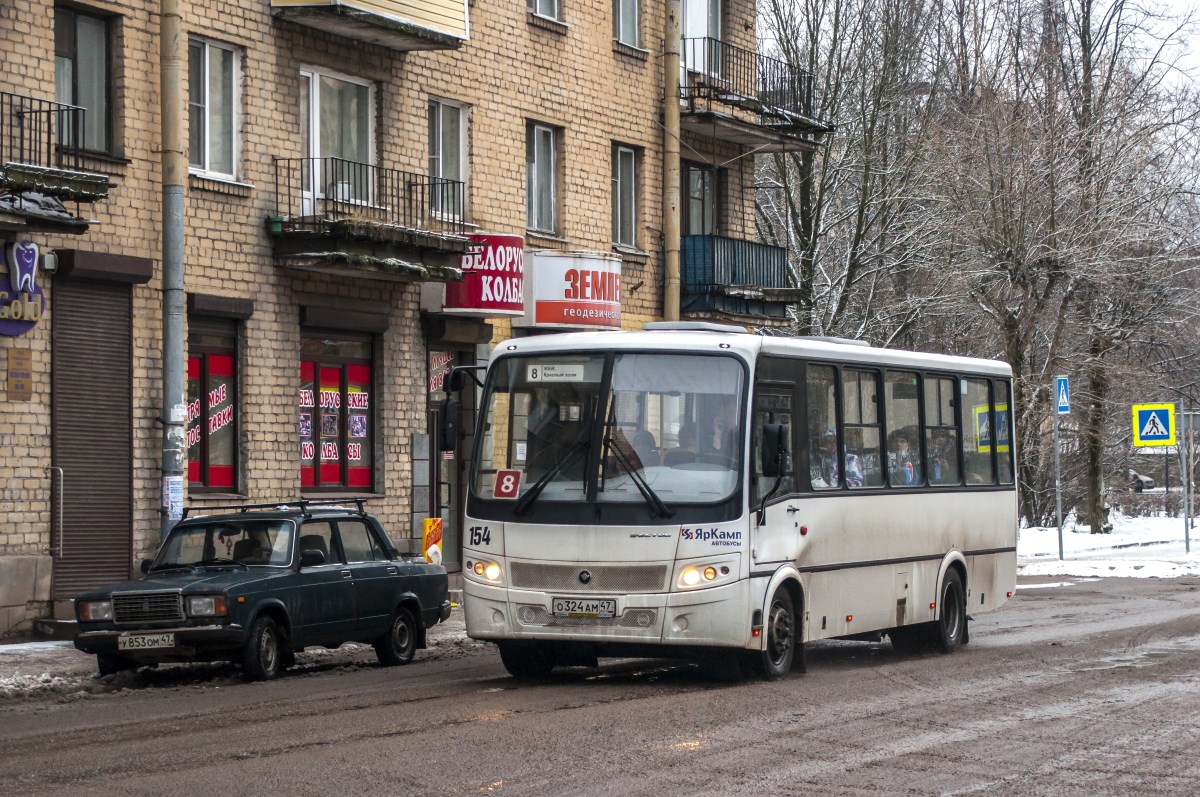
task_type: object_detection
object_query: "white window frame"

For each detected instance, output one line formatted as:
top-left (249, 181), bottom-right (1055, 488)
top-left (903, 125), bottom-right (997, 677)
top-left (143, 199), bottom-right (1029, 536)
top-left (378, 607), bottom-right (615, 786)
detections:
top-left (528, 0), bottom-right (561, 22)
top-left (429, 98), bottom-right (468, 220)
top-left (613, 145), bottom-right (637, 247)
top-left (613, 0), bottom-right (639, 47)
top-left (188, 37), bottom-right (241, 180)
top-left (299, 65), bottom-right (375, 206)
top-left (527, 124), bottom-right (557, 234)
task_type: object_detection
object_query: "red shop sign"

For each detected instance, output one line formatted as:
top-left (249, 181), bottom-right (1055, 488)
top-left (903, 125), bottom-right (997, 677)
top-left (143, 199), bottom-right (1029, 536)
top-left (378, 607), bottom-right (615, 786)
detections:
top-left (442, 233), bottom-right (525, 316)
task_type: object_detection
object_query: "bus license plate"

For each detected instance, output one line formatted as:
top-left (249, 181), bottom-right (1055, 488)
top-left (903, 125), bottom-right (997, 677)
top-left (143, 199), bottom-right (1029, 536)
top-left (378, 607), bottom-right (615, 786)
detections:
top-left (117, 632), bottom-right (175, 651)
top-left (552, 598), bottom-right (617, 618)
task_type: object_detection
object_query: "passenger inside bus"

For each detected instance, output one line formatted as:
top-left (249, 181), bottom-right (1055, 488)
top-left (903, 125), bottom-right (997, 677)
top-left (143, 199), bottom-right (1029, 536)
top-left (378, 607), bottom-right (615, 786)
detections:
top-left (664, 423), bottom-right (698, 466)
top-left (812, 429), bottom-right (864, 488)
top-left (890, 434), bottom-right (920, 485)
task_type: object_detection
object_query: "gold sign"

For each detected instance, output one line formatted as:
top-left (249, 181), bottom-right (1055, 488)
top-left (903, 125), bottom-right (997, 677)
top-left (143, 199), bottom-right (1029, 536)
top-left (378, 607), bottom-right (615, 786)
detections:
top-left (6, 346), bottom-right (32, 401)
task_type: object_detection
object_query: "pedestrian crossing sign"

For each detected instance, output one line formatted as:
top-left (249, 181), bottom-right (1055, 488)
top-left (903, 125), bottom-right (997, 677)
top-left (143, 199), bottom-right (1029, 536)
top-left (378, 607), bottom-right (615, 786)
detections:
top-left (1132, 403), bottom-right (1175, 447)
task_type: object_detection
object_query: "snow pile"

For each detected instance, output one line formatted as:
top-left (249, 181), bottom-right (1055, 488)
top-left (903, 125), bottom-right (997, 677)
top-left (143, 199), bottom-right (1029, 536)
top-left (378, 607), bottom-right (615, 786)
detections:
top-left (1018, 512), bottom-right (1200, 579)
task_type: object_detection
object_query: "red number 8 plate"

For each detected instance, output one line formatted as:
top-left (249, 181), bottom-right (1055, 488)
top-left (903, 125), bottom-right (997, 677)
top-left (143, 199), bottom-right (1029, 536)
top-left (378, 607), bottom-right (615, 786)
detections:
top-left (493, 469), bottom-right (522, 499)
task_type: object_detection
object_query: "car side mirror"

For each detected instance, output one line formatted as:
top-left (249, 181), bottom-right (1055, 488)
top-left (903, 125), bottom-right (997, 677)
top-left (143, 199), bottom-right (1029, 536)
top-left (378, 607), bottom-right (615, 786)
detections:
top-left (761, 422), bottom-right (788, 478)
top-left (140, 559), bottom-right (152, 575)
top-left (438, 396), bottom-right (458, 452)
top-left (300, 549), bottom-right (325, 567)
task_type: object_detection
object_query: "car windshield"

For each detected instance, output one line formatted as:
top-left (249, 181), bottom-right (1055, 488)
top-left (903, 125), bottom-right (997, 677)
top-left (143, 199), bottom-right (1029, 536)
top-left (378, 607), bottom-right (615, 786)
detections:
top-left (153, 519), bottom-right (296, 568)
top-left (472, 351), bottom-right (744, 506)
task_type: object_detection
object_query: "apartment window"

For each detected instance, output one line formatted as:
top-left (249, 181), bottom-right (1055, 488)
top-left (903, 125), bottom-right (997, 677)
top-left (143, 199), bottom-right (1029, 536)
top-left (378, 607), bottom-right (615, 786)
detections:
top-left (683, 161), bottom-right (718, 236)
top-left (527, 124), bottom-right (557, 233)
top-left (300, 334), bottom-right (374, 491)
top-left (612, 145), bottom-right (637, 247)
top-left (528, 0), bottom-right (560, 21)
top-left (188, 318), bottom-right (238, 491)
top-left (300, 68), bottom-right (372, 201)
top-left (54, 7), bottom-right (110, 152)
top-left (429, 99), bottom-right (466, 218)
top-left (189, 38), bottom-right (239, 178)
top-left (614, 0), bottom-right (639, 46)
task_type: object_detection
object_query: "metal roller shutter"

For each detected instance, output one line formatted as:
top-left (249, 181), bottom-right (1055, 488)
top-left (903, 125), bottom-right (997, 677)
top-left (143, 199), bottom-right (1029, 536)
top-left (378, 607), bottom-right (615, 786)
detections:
top-left (51, 279), bottom-right (133, 598)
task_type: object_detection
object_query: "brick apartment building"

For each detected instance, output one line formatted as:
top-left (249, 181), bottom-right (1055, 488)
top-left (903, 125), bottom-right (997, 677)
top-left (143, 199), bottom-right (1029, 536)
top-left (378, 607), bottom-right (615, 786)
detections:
top-left (0, 0), bottom-right (827, 635)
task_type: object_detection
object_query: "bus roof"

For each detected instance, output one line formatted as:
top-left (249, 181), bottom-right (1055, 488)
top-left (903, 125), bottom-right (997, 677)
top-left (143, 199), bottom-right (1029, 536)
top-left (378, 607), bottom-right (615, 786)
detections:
top-left (490, 327), bottom-right (1012, 378)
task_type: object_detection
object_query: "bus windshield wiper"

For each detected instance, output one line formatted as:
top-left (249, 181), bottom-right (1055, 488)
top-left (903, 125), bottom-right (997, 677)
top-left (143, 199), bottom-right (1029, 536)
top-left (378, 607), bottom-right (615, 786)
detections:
top-left (514, 434), bottom-right (590, 515)
top-left (601, 411), bottom-right (673, 519)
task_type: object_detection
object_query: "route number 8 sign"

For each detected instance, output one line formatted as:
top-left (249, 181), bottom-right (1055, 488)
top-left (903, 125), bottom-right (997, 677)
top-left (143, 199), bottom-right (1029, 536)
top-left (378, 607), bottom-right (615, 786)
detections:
top-left (494, 469), bottom-right (522, 499)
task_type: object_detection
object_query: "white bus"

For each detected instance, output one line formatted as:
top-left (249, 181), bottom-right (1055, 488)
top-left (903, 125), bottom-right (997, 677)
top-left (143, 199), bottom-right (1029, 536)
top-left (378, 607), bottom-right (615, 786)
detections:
top-left (447, 322), bottom-right (1017, 679)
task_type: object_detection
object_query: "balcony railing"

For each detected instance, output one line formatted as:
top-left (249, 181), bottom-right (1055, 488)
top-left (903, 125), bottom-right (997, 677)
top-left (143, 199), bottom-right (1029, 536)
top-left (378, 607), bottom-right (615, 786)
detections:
top-left (0, 91), bottom-right (109, 204)
top-left (681, 38), bottom-right (817, 121)
top-left (273, 157), bottom-right (466, 238)
top-left (682, 234), bottom-right (789, 292)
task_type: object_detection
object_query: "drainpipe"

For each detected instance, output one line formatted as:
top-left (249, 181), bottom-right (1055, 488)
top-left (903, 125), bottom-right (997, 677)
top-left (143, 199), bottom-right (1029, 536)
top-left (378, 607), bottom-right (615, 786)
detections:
top-left (160, 0), bottom-right (187, 539)
top-left (663, 0), bottom-right (682, 321)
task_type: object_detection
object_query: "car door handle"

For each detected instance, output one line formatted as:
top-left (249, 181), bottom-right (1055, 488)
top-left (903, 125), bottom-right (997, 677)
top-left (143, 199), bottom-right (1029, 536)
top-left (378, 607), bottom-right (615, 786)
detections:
top-left (341, 569), bottom-right (353, 580)
top-left (786, 505), bottom-right (801, 514)
top-left (387, 566), bottom-right (397, 575)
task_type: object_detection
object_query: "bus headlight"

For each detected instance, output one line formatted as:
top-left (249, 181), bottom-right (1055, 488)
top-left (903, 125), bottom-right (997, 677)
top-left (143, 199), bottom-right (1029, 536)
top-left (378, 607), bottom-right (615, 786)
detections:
top-left (466, 559), bottom-right (504, 585)
top-left (674, 559), bottom-right (737, 591)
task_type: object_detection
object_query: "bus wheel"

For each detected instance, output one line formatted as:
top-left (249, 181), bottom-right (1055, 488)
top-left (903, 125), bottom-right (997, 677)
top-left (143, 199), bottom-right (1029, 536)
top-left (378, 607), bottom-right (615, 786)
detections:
top-left (934, 569), bottom-right (966, 654)
top-left (742, 587), bottom-right (795, 680)
top-left (497, 641), bottom-right (555, 679)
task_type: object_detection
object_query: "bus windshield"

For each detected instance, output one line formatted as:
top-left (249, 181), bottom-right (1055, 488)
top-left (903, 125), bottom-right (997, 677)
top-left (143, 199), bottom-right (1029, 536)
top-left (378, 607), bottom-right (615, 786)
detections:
top-left (471, 352), bottom-right (745, 508)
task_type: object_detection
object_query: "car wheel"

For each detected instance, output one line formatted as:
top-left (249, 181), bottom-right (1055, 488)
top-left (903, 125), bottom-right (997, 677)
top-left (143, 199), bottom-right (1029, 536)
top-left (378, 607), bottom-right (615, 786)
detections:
top-left (242, 615), bottom-right (282, 681)
top-left (741, 586), bottom-right (796, 680)
top-left (374, 606), bottom-right (418, 666)
top-left (934, 569), bottom-right (967, 654)
top-left (497, 641), bottom-right (556, 679)
top-left (97, 653), bottom-right (136, 677)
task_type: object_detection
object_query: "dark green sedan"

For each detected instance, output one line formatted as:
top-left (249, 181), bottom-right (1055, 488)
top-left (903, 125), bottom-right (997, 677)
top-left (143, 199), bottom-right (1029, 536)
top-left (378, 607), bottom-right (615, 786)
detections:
top-left (74, 501), bottom-right (451, 681)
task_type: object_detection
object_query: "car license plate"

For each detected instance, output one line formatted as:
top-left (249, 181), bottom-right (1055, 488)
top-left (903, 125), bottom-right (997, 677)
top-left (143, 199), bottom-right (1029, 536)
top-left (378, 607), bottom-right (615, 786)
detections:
top-left (552, 597), bottom-right (617, 618)
top-left (117, 632), bottom-right (175, 651)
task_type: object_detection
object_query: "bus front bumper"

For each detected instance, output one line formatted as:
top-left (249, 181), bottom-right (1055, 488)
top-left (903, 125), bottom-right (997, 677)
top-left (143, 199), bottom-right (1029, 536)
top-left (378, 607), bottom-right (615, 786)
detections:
top-left (463, 580), bottom-right (753, 649)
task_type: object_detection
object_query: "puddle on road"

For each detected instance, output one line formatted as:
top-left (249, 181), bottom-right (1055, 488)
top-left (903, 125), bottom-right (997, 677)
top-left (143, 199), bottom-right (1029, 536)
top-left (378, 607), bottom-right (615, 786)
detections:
top-left (1069, 635), bottom-right (1200, 672)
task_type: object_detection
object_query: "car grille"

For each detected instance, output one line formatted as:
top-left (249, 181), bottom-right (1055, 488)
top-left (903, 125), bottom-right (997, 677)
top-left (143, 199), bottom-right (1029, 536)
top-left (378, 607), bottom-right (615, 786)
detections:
top-left (516, 605), bottom-right (658, 629)
top-left (112, 592), bottom-right (183, 623)
top-left (509, 562), bottom-right (669, 593)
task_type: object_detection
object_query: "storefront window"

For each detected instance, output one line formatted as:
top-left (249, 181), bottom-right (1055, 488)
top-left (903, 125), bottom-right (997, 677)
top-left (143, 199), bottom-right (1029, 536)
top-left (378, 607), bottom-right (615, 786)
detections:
top-left (300, 334), bottom-right (373, 490)
top-left (188, 319), bottom-right (237, 490)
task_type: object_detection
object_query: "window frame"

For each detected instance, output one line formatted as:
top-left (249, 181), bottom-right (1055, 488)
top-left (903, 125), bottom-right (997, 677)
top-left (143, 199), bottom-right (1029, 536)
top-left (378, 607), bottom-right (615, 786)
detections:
top-left (526, 122), bottom-right (558, 233)
top-left (429, 97), bottom-right (468, 220)
top-left (682, 160), bottom-right (719, 237)
top-left (54, 5), bottom-right (112, 154)
top-left (528, 0), bottom-right (562, 22)
top-left (613, 0), bottom-right (640, 47)
top-left (612, 144), bottom-right (638, 248)
top-left (188, 36), bottom-right (241, 180)
top-left (187, 318), bottom-right (239, 493)
top-left (299, 65), bottom-right (376, 166)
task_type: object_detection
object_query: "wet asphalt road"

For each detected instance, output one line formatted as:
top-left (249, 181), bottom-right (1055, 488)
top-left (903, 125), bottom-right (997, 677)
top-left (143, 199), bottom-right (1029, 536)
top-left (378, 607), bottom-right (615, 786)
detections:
top-left (1, 577), bottom-right (1199, 796)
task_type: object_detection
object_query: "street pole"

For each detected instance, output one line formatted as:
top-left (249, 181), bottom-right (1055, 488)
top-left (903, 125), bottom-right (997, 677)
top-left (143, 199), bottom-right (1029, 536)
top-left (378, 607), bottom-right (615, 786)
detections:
top-left (160, 0), bottom-right (187, 539)
top-left (1188, 404), bottom-right (1194, 553)
top-left (663, 0), bottom-right (681, 322)
top-left (1055, 412), bottom-right (1064, 560)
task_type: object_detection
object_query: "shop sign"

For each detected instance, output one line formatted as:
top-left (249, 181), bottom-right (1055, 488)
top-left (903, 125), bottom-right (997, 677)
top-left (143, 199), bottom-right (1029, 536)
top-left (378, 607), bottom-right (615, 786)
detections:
top-left (6, 346), bottom-right (33, 401)
top-left (517, 251), bottom-right (622, 330)
top-left (0, 241), bottom-right (47, 337)
top-left (438, 233), bottom-right (525, 316)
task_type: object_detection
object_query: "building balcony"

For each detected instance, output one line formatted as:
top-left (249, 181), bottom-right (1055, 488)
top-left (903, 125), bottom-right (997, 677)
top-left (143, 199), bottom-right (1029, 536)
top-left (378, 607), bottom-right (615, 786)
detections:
top-left (681, 234), bottom-right (800, 322)
top-left (269, 156), bottom-right (469, 282)
top-left (271, 0), bottom-right (467, 51)
top-left (680, 38), bottom-right (833, 153)
top-left (0, 91), bottom-right (111, 234)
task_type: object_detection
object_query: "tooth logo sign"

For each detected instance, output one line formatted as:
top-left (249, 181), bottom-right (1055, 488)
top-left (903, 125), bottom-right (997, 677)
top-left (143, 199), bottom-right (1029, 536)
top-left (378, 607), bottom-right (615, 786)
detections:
top-left (0, 240), bottom-right (47, 336)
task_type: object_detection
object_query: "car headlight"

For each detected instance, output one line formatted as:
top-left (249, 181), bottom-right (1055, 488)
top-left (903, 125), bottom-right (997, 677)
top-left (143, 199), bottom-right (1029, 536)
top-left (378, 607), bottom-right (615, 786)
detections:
top-left (79, 600), bottom-right (112, 621)
top-left (675, 559), bottom-right (736, 590)
top-left (186, 595), bottom-right (228, 617)
top-left (465, 559), bottom-right (504, 584)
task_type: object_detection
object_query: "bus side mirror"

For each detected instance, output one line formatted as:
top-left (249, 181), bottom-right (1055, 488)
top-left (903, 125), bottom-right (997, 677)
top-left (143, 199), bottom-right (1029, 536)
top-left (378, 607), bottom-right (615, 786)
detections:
top-left (438, 397), bottom-right (459, 452)
top-left (761, 423), bottom-right (788, 478)
top-left (447, 369), bottom-right (467, 393)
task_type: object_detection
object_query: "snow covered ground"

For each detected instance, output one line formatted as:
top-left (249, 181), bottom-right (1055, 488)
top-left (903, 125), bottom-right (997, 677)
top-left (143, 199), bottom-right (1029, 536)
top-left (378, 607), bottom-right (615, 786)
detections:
top-left (3, 512), bottom-right (1197, 700)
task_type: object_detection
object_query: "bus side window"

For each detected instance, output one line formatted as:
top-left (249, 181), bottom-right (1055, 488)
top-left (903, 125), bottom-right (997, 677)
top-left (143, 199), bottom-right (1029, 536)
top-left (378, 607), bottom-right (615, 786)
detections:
top-left (807, 365), bottom-right (839, 490)
top-left (844, 369), bottom-right (884, 488)
top-left (962, 378), bottom-right (996, 485)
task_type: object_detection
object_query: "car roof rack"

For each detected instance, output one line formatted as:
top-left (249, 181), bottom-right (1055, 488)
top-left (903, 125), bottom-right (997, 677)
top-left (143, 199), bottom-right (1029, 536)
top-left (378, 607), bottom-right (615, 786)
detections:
top-left (181, 498), bottom-right (371, 520)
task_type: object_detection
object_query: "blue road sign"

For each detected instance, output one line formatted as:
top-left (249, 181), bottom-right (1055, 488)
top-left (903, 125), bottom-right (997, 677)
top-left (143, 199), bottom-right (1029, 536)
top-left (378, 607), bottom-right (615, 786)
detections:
top-left (1055, 375), bottom-right (1070, 415)
top-left (1132, 403), bottom-right (1175, 447)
